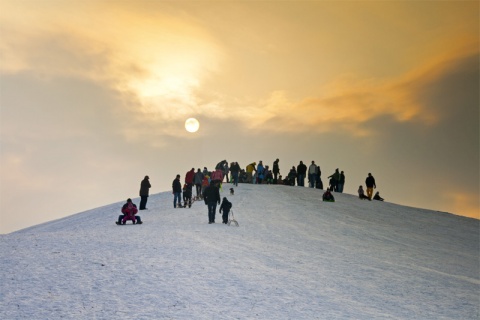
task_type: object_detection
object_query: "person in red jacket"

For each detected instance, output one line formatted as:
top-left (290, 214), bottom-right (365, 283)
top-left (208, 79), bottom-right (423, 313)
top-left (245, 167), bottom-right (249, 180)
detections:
top-left (185, 168), bottom-right (195, 185)
top-left (117, 198), bottom-right (142, 224)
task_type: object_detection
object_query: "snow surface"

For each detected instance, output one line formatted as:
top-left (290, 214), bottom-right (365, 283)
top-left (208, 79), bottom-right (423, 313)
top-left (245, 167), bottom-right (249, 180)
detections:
top-left (1, 184), bottom-right (478, 319)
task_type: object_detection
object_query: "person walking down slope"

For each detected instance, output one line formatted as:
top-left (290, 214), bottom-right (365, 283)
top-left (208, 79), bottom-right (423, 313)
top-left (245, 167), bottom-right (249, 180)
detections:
top-left (172, 174), bottom-right (182, 208)
top-left (193, 169), bottom-right (204, 200)
top-left (203, 181), bottom-right (221, 224)
top-left (219, 197), bottom-right (233, 224)
top-left (365, 173), bottom-right (376, 200)
top-left (139, 176), bottom-right (151, 210)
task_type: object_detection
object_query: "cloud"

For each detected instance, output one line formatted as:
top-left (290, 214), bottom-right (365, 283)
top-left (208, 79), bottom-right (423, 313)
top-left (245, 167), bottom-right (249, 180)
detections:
top-left (242, 45), bottom-right (479, 137)
top-left (1, 1), bottom-right (477, 144)
top-left (0, 1), bottom-right (224, 141)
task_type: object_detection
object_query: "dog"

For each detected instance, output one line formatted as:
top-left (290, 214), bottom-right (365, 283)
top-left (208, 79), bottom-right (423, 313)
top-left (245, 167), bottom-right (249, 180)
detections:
top-left (230, 188), bottom-right (234, 195)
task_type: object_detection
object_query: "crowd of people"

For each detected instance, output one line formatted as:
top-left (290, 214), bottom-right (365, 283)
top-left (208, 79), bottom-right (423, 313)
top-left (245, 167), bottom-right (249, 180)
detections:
top-left (117, 159), bottom-right (384, 225)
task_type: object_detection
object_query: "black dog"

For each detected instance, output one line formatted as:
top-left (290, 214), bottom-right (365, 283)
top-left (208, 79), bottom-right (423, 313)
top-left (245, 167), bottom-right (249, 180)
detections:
top-left (230, 188), bottom-right (234, 195)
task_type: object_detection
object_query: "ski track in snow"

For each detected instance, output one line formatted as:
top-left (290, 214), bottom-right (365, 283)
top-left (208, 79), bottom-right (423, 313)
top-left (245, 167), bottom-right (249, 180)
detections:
top-left (1, 184), bottom-right (479, 319)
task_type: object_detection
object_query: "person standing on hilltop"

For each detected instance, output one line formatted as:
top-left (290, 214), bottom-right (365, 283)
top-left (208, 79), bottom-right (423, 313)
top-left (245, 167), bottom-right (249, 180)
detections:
top-left (139, 176), bottom-right (151, 210)
top-left (272, 159), bottom-right (280, 184)
top-left (246, 162), bottom-right (256, 183)
top-left (257, 161), bottom-right (265, 184)
top-left (337, 171), bottom-right (345, 193)
top-left (308, 161), bottom-right (318, 188)
top-left (297, 161), bottom-right (307, 187)
top-left (328, 169), bottom-right (340, 192)
top-left (287, 166), bottom-right (297, 186)
top-left (230, 162), bottom-right (241, 186)
top-left (172, 174), bottom-right (182, 208)
top-left (365, 173), bottom-right (376, 200)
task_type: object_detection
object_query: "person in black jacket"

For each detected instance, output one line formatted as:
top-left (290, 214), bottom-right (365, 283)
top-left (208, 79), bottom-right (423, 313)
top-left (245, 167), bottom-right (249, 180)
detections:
top-left (172, 174), bottom-right (182, 208)
top-left (297, 161), bottom-right (307, 187)
top-left (365, 173), bottom-right (376, 200)
top-left (230, 162), bottom-right (241, 186)
top-left (219, 197), bottom-right (232, 224)
top-left (272, 159), bottom-right (280, 184)
top-left (203, 181), bottom-right (221, 224)
top-left (139, 176), bottom-right (151, 210)
top-left (373, 192), bottom-right (384, 201)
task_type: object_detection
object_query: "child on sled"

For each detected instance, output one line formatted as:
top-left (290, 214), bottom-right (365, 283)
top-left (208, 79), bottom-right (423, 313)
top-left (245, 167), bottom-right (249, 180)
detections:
top-left (322, 188), bottom-right (335, 202)
top-left (117, 198), bottom-right (143, 224)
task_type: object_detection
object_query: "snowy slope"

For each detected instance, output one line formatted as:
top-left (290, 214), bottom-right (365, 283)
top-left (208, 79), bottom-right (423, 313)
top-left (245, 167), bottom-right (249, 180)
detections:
top-left (1, 184), bottom-right (478, 319)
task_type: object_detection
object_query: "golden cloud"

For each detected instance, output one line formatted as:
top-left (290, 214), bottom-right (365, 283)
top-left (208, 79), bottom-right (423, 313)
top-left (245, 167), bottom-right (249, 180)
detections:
top-left (242, 44), bottom-right (478, 136)
top-left (1, 1), bottom-right (478, 141)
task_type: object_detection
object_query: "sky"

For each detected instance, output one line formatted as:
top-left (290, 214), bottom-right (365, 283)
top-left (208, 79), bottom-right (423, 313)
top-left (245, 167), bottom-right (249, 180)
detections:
top-left (1, 185), bottom-right (478, 318)
top-left (0, 0), bottom-right (479, 233)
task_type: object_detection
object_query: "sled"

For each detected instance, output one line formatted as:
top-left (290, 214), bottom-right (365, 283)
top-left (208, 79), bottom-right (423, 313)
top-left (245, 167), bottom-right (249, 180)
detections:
top-left (227, 210), bottom-right (239, 227)
top-left (116, 221), bottom-right (143, 225)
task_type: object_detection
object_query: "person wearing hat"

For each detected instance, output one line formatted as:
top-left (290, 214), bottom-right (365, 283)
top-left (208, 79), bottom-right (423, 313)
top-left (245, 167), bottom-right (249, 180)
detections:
top-left (139, 175), bottom-right (151, 210)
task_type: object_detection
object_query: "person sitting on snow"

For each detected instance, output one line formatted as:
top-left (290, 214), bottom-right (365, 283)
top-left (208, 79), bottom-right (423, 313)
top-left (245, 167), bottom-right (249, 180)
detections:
top-left (373, 191), bottom-right (384, 201)
top-left (117, 198), bottom-right (142, 225)
top-left (358, 186), bottom-right (371, 201)
top-left (322, 188), bottom-right (335, 202)
top-left (219, 197), bottom-right (233, 224)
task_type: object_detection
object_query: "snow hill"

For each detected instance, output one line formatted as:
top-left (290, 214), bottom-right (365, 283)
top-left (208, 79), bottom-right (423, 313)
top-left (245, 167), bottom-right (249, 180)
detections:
top-left (1, 184), bottom-right (478, 319)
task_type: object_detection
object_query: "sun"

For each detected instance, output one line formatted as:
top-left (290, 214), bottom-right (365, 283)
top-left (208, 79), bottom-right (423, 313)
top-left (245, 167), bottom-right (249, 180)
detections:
top-left (185, 118), bottom-right (200, 133)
